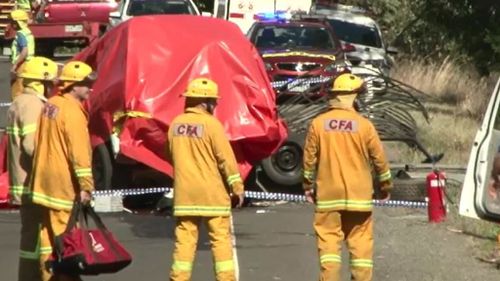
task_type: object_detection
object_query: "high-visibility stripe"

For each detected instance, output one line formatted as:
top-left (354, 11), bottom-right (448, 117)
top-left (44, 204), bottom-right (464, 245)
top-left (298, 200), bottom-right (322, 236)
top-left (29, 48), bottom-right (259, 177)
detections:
top-left (320, 254), bottom-right (342, 264)
top-left (378, 170), bottom-right (392, 182)
top-left (316, 199), bottom-right (373, 210)
top-left (215, 260), bottom-right (234, 272)
top-left (39, 247), bottom-right (53, 255)
top-left (9, 185), bottom-right (29, 196)
top-left (303, 170), bottom-right (315, 180)
top-left (350, 259), bottom-right (373, 268)
top-left (75, 168), bottom-right (92, 177)
top-left (174, 206), bottom-right (231, 216)
top-left (32, 192), bottom-right (74, 210)
top-left (20, 250), bottom-right (38, 260)
top-left (171, 260), bottom-right (193, 272)
top-left (20, 223), bottom-right (47, 260)
top-left (226, 174), bottom-right (242, 186)
top-left (19, 247), bottom-right (52, 259)
top-left (6, 123), bottom-right (37, 136)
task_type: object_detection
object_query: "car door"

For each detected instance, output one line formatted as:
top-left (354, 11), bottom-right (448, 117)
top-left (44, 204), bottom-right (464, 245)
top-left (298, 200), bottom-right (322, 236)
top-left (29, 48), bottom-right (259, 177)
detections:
top-left (459, 77), bottom-right (500, 222)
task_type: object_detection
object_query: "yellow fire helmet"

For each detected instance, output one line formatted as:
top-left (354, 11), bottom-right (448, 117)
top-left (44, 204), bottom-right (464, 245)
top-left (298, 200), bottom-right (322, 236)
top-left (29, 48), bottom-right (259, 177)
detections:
top-left (17, 56), bottom-right (58, 81)
top-left (183, 78), bottom-right (219, 99)
top-left (59, 61), bottom-right (97, 82)
top-left (10, 10), bottom-right (29, 22)
top-left (331, 73), bottom-right (365, 93)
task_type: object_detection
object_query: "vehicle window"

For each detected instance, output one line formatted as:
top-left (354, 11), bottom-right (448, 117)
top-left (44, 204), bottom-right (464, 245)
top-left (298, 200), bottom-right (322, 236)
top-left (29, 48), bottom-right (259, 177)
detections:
top-left (253, 25), bottom-right (336, 50)
top-left (127, 0), bottom-right (195, 16)
top-left (327, 19), bottom-right (382, 48)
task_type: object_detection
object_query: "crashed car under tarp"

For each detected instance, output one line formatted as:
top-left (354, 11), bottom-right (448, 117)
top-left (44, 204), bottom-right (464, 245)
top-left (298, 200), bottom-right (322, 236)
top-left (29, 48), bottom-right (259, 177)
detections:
top-left (74, 15), bottom-right (288, 187)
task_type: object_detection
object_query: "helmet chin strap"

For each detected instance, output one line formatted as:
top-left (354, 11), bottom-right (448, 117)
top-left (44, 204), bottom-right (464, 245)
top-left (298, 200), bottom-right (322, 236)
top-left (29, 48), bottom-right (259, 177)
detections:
top-left (205, 101), bottom-right (216, 114)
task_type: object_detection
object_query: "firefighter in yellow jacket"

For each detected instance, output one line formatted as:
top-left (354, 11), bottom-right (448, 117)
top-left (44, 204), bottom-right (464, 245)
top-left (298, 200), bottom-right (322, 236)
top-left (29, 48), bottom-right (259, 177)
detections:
top-left (9, 10), bottom-right (35, 100)
top-left (31, 61), bottom-right (96, 281)
top-left (167, 78), bottom-right (245, 281)
top-left (303, 73), bottom-right (393, 281)
top-left (7, 56), bottom-right (58, 281)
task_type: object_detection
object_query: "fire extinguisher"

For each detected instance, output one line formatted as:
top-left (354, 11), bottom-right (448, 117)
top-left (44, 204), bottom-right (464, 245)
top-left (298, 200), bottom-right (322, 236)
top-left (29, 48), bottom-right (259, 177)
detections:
top-left (426, 169), bottom-right (447, 223)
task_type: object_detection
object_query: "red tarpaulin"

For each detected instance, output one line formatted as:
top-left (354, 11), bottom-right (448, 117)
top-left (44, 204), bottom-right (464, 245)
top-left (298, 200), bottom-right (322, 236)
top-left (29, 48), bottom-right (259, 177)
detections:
top-left (74, 15), bottom-right (288, 179)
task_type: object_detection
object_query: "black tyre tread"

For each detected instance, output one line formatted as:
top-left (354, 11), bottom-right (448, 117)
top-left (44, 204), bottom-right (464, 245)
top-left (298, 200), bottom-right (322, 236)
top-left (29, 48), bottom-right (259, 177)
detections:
top-left (260, 131), bottom-right (306, 186)
top-left (390, 178), bottom-right (427, 201)
top-left (92, 144), bottom-right (113, 190)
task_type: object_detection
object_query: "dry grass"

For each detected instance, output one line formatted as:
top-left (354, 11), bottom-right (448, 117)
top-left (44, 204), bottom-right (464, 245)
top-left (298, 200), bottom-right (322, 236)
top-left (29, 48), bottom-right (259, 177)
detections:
top-left (385, 58), bottom-right (498, 165)
top-left (385, 105), bottom-right (478, 165)
top-left (391, 57), bottom-right (495, 121)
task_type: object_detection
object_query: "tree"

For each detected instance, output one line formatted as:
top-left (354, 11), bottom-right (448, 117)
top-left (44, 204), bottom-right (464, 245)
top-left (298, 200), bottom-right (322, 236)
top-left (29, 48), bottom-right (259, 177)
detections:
top-left (333, 0), bottom-right (500, 74)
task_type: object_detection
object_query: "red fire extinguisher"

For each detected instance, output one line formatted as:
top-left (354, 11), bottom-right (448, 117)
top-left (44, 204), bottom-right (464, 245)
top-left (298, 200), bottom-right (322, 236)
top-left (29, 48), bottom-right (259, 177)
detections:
top-left (426, 169), bottom-right (447, 223)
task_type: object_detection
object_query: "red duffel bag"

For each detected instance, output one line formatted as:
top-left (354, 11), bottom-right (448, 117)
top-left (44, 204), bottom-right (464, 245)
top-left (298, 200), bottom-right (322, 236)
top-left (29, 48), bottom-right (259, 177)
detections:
top-left (49, 203), bottom-right (132, 275)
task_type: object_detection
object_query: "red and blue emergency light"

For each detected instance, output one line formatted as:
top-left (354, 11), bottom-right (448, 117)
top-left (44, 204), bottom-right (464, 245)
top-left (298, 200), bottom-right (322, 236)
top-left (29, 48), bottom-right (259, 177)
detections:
top-left (253, 10), bottom-right (291, 21)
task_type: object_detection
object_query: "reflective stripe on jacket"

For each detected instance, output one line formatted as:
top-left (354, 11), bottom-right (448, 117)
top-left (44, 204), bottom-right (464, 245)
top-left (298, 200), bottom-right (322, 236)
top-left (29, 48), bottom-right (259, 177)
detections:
top-left (11, 28), bottom-right (35, 64)
top-left (167, 107), bottom-right (244, 217)
top-left (302, 107), bottom-right (391, 212)
top-left (16, 0), bottom-right (31, 10)
top-left (31, 93), bottom-right (94, 210)
top-left (7, 88), bottom-right (45, 205)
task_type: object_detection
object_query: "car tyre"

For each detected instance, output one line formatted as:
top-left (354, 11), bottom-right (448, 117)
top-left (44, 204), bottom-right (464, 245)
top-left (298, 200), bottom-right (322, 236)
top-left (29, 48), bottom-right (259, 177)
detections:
top-left (389, 178), bottom-right (427, 201)
top-left (260, 132), bottom-right (305, 186)
top-left (92, 143), bottom-right (113, 190)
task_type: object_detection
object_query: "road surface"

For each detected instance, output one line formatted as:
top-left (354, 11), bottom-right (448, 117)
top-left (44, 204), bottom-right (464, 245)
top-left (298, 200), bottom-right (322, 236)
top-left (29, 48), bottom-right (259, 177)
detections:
top-left (1, 204), bottom-right (499, 281)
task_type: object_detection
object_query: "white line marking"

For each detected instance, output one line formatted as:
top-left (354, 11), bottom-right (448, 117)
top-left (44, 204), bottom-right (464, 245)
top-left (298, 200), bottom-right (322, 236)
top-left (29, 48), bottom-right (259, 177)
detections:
top-left (230, 215), bottom-right (239, 280)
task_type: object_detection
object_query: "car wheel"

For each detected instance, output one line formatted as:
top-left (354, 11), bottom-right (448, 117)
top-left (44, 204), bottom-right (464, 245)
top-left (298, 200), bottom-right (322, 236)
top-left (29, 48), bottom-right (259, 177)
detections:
top-left (260, 132), bottom-right (305, 186)
top-left (92, 143), bottom-right (113, 190)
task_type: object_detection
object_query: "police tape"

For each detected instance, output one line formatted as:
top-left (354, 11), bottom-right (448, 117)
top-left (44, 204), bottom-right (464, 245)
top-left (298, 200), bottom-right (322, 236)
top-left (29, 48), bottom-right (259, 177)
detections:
top-left (271, 77), bottom-right (332, 89)
top-left (92, 188), bottom-right (428, 209)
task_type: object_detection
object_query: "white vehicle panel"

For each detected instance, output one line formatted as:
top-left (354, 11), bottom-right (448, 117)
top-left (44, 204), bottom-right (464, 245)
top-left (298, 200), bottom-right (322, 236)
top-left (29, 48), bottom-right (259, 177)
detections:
top-left (459, 77), bottom-right (500, 222)
top-left (227, 0), bottom-right (312, 34)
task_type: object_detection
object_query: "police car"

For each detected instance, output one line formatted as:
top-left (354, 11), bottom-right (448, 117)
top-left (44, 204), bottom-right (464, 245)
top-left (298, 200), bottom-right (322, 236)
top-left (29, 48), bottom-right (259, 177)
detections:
top-left (247, 12), bottom-right (352, 99)
top-left (311, 3), bottom-right (397, 77)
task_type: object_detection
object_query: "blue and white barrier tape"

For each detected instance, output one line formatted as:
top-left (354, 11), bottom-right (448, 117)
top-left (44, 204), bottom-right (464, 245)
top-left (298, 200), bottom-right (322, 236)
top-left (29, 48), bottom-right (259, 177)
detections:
top-left (92, 187), bottom-right (428, 209)
top-left (271, 77), bottom-right (332, 89)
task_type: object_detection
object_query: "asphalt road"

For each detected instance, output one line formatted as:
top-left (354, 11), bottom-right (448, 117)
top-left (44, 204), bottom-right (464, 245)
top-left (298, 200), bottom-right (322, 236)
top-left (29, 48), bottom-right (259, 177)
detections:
top-left (1, 204), bottom-right (499, 281)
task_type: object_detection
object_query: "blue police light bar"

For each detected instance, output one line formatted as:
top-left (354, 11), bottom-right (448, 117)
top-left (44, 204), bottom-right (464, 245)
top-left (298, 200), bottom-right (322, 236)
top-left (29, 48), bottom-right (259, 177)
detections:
top-left (254, 10), bottom-right (291, 21)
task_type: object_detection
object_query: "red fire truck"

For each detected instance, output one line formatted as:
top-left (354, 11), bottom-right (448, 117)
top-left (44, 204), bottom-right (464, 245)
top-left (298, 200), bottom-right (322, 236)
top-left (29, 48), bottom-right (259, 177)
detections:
top-left (0, 0), bottom-right (117, 57)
